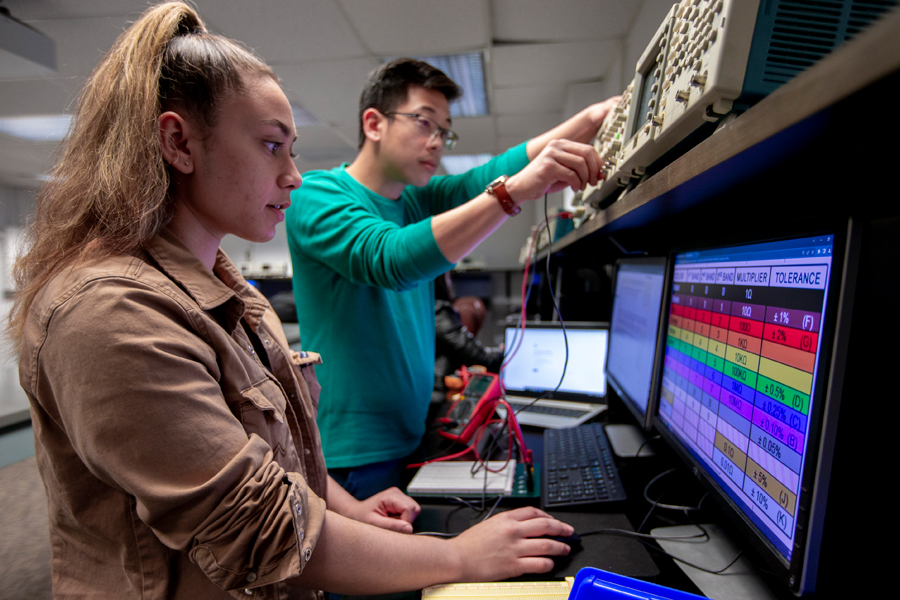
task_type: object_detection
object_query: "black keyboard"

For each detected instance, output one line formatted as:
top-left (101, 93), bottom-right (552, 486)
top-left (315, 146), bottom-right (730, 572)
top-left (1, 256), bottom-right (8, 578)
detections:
top-left (542, 423), bottom-right (627, 508)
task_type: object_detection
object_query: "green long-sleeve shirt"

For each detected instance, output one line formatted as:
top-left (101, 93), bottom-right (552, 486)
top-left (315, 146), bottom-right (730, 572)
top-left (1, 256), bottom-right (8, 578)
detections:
top-left (286, 143), bottom-right (529, 468)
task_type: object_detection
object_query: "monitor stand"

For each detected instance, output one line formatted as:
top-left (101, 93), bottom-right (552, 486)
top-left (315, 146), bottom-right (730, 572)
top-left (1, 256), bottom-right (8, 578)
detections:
top-left (650, 523), bottom-right (777, 600)
top-left (605, 423), bottom-right (655, 458)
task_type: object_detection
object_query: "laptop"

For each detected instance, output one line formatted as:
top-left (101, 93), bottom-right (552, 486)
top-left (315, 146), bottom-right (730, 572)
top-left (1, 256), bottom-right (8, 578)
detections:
top-left (496, 322), bottom-right (609, 429)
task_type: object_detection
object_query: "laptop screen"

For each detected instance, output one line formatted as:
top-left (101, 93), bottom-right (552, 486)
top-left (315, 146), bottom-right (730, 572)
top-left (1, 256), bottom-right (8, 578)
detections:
top-left (502, 324), bottom-right (608, 401)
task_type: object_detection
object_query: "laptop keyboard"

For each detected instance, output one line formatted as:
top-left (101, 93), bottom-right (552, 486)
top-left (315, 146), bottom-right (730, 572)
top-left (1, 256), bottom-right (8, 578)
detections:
top-left (510, 403), bottom-right (589, 418)
top-left (542, 423), bottom-right (627, 508)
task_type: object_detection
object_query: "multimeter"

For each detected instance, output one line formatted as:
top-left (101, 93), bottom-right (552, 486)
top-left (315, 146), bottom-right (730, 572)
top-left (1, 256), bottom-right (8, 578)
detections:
top-left (436, 371), bottom-right (501, 444)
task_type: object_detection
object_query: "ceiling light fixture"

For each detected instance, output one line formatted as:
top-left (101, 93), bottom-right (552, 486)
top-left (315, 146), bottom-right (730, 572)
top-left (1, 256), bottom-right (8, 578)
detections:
top-left (387, 52), bottom-right (489, 118)
top-left (291, 102), bottom-right (322, 128)
top-left (0, 115), bottom-right (71, 142)
top-left (441, 153), bottom-right (493, 175)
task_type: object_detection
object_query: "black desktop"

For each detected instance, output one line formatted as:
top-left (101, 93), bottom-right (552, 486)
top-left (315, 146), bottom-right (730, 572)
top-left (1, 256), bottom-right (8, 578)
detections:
top-left (605, 257), bottom-right (669, 456)
top-left (651, 227), bottom-right (856, 597)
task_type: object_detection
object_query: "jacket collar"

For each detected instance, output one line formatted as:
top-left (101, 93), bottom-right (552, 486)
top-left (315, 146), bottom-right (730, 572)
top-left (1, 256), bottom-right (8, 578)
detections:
top-left (143, 228), bottom-right (269, 331)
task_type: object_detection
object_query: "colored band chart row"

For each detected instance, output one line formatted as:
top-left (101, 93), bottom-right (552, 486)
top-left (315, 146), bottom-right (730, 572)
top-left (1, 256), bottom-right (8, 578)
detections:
top-left (658, 243), bottom-right (832, 561)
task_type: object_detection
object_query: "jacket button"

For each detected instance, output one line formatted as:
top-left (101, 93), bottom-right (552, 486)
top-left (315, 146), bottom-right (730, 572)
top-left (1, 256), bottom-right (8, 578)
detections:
top-left (246, 572), bottom-right (258, 583)
top-left (243, 589), bottom-right (253, 595)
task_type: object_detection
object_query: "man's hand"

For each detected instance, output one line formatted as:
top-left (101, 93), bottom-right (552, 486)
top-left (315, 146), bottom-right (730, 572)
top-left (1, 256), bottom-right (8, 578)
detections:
top-left (447, 507), bottom-right (575, 582)
top-left (585, 96), bottom-right (623, 132)
top-left (506, 139), bottom-right (604, 204)
top-left (350, 487), bottom-right (421, 534)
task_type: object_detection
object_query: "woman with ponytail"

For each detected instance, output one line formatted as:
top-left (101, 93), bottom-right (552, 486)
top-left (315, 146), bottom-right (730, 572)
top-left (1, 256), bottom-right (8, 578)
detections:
top-left (8, 3), bottom-right (573, 598)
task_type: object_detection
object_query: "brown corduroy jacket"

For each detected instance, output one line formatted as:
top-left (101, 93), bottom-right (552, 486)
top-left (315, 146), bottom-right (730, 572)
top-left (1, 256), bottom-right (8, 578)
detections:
top-left (19, 228), bottom-right (328, 599)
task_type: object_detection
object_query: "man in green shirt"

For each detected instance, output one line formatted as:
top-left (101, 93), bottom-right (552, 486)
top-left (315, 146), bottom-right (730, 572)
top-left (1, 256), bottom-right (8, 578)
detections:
top-left (286, 58), bottom-right (617, 499)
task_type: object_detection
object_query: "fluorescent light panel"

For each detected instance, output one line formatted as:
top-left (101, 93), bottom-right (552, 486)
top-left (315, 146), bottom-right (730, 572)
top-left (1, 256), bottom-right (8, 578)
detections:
top-left (0, 115), bottom-right (71, 141)
top-left (441, 153), bottom-right (493, 175)
top-left (291, 103), bottom-right (322, 128)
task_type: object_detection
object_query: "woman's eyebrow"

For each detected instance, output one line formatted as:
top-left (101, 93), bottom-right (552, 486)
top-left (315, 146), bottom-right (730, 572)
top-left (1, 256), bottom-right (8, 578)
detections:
top-left (261, 118), bottom-right (294, 137)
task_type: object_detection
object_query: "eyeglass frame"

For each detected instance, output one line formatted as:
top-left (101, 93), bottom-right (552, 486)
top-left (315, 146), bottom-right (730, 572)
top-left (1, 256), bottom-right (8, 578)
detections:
top-left (383, 112), bottom-right (459, 150)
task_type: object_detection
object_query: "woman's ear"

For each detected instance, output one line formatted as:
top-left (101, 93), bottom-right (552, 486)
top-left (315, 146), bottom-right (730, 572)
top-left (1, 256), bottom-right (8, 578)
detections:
top-left (158, 111), bottom-right (194, 174)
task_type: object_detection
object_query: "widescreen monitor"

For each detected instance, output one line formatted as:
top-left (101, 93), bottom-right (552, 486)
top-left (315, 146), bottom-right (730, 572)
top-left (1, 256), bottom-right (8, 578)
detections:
top-left (606, 257), bottom-right (668, 430)
top-left (653, 230), bottom-right (852, 596)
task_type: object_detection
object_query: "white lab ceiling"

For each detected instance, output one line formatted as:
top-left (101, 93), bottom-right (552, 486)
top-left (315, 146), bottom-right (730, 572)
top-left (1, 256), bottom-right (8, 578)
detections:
top-left (0, 0), bottom-right (676, 190)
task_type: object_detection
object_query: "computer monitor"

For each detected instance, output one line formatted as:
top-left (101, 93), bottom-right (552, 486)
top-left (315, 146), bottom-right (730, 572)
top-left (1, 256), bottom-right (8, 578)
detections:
top-left (605, 257), bottom-right (668, 431)
top-left (653, 229), bottom-right (853, 596)
top-left (502, 322), bottom-right (608, 401)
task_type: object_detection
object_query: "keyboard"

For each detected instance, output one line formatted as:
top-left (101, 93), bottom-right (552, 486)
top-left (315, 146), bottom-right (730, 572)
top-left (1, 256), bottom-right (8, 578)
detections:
top-left (542, 423), bottom-right (627, 508)
top-left (516, 404), bottom-right (588, 417)
top-left (499, 397), bottom-right (607, 429)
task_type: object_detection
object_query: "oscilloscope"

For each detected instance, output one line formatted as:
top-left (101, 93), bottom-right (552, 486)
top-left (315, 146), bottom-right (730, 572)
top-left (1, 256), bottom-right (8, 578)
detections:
top-left (582, 0), bottom-right (898, 213)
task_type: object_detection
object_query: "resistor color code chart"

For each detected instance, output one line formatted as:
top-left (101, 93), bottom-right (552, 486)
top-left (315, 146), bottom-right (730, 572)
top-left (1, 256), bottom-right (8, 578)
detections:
top-left (657, 235), bottom-right (834, 561)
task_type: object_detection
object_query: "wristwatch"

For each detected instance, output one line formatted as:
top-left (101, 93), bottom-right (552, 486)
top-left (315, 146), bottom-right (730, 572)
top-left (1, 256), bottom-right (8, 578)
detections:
top-left (485, 175), bottom-right (520, 216)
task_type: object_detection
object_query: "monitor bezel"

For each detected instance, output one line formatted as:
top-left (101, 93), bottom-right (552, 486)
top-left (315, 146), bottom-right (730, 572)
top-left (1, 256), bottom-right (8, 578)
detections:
top-left (649, 220), bottom-right (858, 596)
top-left (605, 256), bottom-right (671, 432)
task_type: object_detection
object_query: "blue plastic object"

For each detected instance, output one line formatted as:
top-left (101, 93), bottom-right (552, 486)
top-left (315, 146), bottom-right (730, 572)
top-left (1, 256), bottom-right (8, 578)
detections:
top-left (568, 567), bottom-right (706, 600)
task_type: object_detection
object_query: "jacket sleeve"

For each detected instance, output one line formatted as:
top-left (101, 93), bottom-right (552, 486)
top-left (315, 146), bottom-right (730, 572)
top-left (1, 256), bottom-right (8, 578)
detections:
top-left (435, 302), bottom-right (504, 373)
top-left (32, 277), bottom-right (325, 593)
top-left (288, 174), bottom-right (452, 292)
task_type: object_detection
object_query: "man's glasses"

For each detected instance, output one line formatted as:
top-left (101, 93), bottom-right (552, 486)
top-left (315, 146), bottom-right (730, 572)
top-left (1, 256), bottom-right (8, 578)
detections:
top-left (385, 112), bottom-right (459, 150)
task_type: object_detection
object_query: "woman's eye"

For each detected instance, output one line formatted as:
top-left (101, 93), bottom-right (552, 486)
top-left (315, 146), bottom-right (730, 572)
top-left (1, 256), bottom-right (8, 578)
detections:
top-left (265, 141), bottom-right (282, 154)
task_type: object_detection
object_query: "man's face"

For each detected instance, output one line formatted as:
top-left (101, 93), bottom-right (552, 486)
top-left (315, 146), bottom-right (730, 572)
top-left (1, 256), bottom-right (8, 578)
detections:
top-left (378, 85), bottom-right (452, 188)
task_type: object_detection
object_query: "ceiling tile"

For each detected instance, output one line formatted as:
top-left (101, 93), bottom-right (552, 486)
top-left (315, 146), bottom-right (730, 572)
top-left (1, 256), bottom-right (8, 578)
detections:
top-left (0, 79), bottom-right (80, 116)
top-left (2, 0), bottom-right (149, 20)
top-left (275, 58), bottom-right (380, 126)
top-left (334, 123), bottom-right (363, 149)
top-left (563, 81), bottom-right (612, 120)
top-left (493, 85), bottom-right (566, 115)
top-left (295, 125), bottom-right (355, 151)
top-left (0, 139), bottom-right (57, 187)
top-left (447, 116), bottom-right (495, 154)
top-left (498, 135), bottom-right (530, 153)
top-left (292, 126), bottom-right (358, 169)
top-left (491, 40), bottom-right (619, 87)
top-left (497, 113), bottom-right (562, 138)
top-left (340, 0), bottom-right (487, 55)
top-left (492, 0), bottom-right (638, 42)
top-left (202, 0), bottom-right (367, 64)
top-left (12, 17), bottom-right (132, 80)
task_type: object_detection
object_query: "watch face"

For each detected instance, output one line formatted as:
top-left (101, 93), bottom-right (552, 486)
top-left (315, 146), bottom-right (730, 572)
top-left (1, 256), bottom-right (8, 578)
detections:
top-left (488, 175), bottom-right (508, 190)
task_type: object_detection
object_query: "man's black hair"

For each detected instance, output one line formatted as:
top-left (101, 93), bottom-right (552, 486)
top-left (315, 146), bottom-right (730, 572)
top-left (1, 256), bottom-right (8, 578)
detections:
top-left (357, 58), bottom-right (461, 148)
